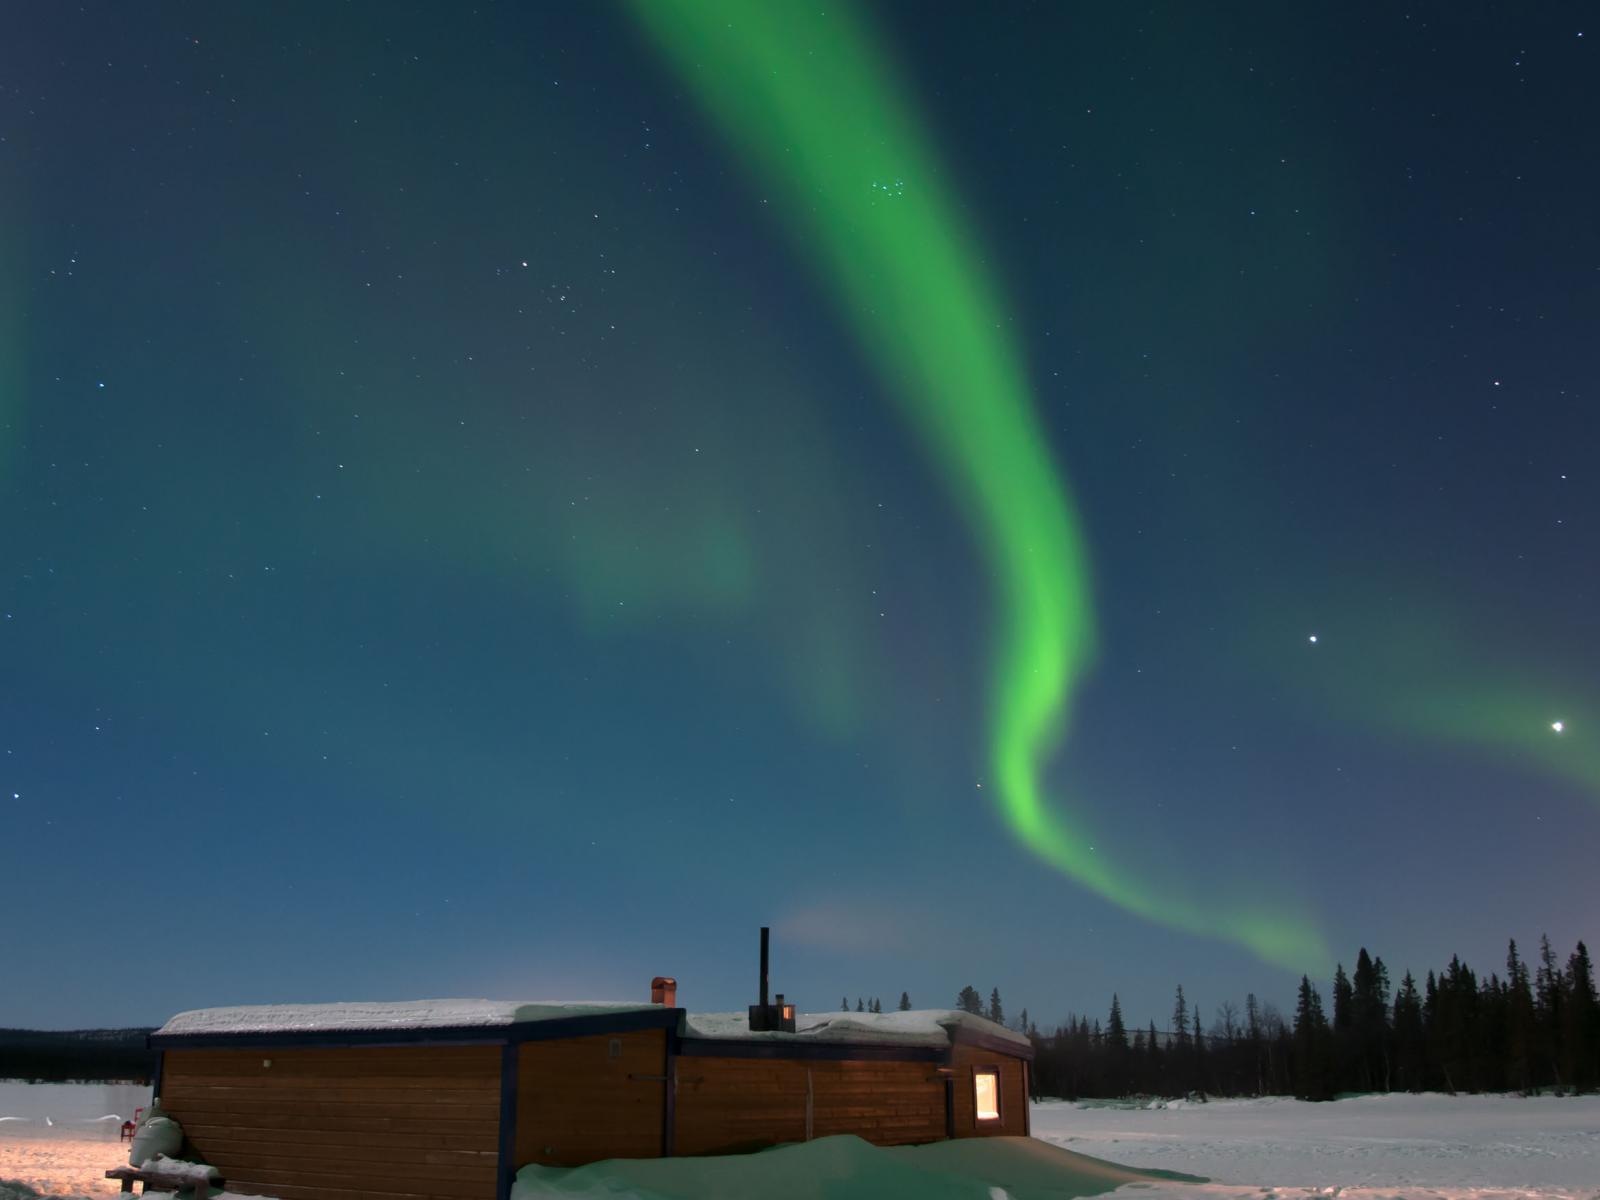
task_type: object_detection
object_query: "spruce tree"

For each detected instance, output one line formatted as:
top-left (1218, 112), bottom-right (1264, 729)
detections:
top-left (1146, 1020), bottom-right (1164, 1095)
top-left (988, 988), bottom-right (1005, 1026)
top-left (1293, 975), bottom-right (1331, 1099)
top-left (898, 991), bottom-right (912, 1011)
top-left (1169, 986), bottom-right (1189, 1091)
top-left (1535, 934), bottom-right (1567, 1087)
top-left (1434, 955), bottom-right (1479, 1092)
top-left (1245, 993), bottom-right (1265, 1095)
top-left (856, 997), bottom-right (865, 1013)
top-left (1332, 964), bottom-right (1353, 1032)
top-left (1352, 949), bottom-right (1391, 1091)
top-left (1392, 970), bottom-right (1425, 1091)
top-left (870, 997), bottom-right (882, 1014)
top-left (1107, 994), bottom-right (1129, 1051)
top-left (1506, 939), bottom-right (1536, 1092)
top-left (1566, 941), bottom-right (1597, 1090)
top-left (1331, 963), bottom-right (1355, 1091)
top-left (957, 985), bottom-right (983, 1015)
top-left (842, 996), bottom-right (850, 1012)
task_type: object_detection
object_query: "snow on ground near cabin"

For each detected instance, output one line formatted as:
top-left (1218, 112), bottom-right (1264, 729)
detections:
top-left (156, 999), bottom-right (659, 1036)
top-left (0, 1081), bottom-right (150, 1198)
top-left (1031, 1092), bottom-right (1600, 1192)
top-left (512, 1115), bottom-right (1600, 1200)
top-left (510, 1093), bottom-right (1600, 1199)
top-left (0, 1080), bottom-right (149, 1137)
top-left (0, 1137), bottom-right (122, 1200)
top-left (6, 1083), bottom-right (1598, 1199)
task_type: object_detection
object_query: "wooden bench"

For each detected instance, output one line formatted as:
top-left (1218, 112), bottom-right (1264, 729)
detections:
top-left (105, 1166), bottom-right (224, 1197)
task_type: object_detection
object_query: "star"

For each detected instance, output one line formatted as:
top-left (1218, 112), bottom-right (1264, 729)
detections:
top-left (1551, 721), bottom-right (1565, 733)
top-left (1308, 634), bottom-right (1319, 644)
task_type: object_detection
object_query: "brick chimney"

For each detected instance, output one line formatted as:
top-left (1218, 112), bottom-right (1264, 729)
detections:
top-left (651, 976), bottom-right (677, 1007)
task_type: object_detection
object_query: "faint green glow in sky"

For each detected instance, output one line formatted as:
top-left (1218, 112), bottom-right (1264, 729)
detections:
top-left (1259, 595), bottom-right (1600, 807)
top-left (1406, 690), bottom-right (1599, 795)
top-left (1318, 610), bottom-right (1600, 800)
top-left (630, 0), bottom-right (1326, 969)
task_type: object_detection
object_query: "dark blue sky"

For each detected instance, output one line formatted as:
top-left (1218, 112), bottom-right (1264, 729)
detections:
top-left (3, 2), bottom-right (1596, 1032)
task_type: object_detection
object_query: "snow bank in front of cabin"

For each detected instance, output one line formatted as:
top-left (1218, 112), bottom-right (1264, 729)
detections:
top-left (513, 1133), bottom-right (1191, 1200)
top-left (682, 1009), bottom-right (1031, 1050)
top-left (156, 1000), bottom-right (659, 1037)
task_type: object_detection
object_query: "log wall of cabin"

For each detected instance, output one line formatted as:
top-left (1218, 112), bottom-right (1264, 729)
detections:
top-left (159, 1046), bottom-right (501, 1200)
top-left (672, 1056), bottom-right (946, 1156)
top-left (946, 1043), bottom-right (1029, 1138)
top-left (513, 1030), bottom-right (667, 1167)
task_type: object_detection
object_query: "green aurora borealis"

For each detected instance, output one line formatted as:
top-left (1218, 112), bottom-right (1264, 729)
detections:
top-left (631, 0), bottom-right (1324, 968)
top-left (3, 2), bottom-right (1596, 1027)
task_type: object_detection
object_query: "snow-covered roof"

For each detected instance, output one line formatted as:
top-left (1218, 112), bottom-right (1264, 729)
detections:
top-left (156, 1000), bottom-right (1031, 1054)
top-left (156, 1000), bottom-right (659, 1038)
top-left (683, 1009), bottom-right (1032, 1052)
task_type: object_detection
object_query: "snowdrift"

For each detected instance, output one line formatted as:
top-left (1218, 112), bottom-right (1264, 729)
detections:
top-left (512, 1133), bottom-right (1202, 1199)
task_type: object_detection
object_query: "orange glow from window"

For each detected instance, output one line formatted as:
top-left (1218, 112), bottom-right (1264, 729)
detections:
top-left (975, 1070), bottom-right (999, 1121)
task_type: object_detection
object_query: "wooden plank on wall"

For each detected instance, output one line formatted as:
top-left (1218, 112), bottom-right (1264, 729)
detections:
top-left (165, 1048), bottom-right (500, 1079)
top-left (673, 1055), bottom-right (949, 1154)
top-left (514, 1030), bottom-right (666, 1168)
top-left (808, 1059), bottom-right (944, 1146)
top-left (162, 1046), bottom-right (502, 1200)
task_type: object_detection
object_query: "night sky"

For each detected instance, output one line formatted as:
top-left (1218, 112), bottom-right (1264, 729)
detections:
top-left (4, 2), bottom-right (1596, 1032)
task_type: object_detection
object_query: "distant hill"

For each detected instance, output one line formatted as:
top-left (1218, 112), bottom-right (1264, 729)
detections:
top-left (0, 1028), bottom-right (157, 1083)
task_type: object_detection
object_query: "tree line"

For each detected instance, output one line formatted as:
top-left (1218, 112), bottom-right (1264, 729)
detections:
top-left (0, 1028), bottom-right (157, 1083)
top-left (1023, 936), bottom-right (1598, 1100)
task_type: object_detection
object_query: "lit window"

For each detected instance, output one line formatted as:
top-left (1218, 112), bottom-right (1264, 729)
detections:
top-left (974, 1069), bottom-right (1000, 1122)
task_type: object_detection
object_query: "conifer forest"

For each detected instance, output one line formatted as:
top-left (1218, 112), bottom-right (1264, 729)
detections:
top-left (1020, 937), bottom-right (1599, 1100)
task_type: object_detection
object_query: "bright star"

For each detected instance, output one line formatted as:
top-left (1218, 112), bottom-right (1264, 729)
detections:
top-left (1308, 634), bottom-right (1318, 644)
top-left (1552, 721), bottom-right (1565, 733)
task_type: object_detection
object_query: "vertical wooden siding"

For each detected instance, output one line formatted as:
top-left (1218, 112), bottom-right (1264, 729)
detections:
top-left (672, 1056), bottom-right (946, 1156)
top-left (946, 1044), bottom-right (1028, 1138)
top-left (160, 1047), bottom-right (501, 1200)
top-left (514, 1030), bottom-right (666, 1167)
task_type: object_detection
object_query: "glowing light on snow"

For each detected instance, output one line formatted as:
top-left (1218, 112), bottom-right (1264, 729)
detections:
top-left (629, 0), bottom-right (1326, 969)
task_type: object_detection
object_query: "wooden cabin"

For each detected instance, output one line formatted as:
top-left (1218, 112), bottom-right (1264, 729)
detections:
top-left (149, 997), bottom-right (1032, 1200)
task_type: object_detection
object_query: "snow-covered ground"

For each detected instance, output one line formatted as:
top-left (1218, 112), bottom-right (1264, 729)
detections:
top-left (1030, 1092), bottom-right (1600, 1192)
top-left (0, 1081), bottom-right (151, 1198)
top-left (0, 1082), bottom-right (150, 1138)
top-left (4, 1082), bottom-right (1597, 1199)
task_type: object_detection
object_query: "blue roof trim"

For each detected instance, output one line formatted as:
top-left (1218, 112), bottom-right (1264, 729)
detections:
top-left (676, 1037), bottom-right (945, 1063)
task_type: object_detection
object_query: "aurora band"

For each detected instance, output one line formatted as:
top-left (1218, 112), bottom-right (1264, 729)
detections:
top-left (628, 0), bottom-right (1325, 969)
